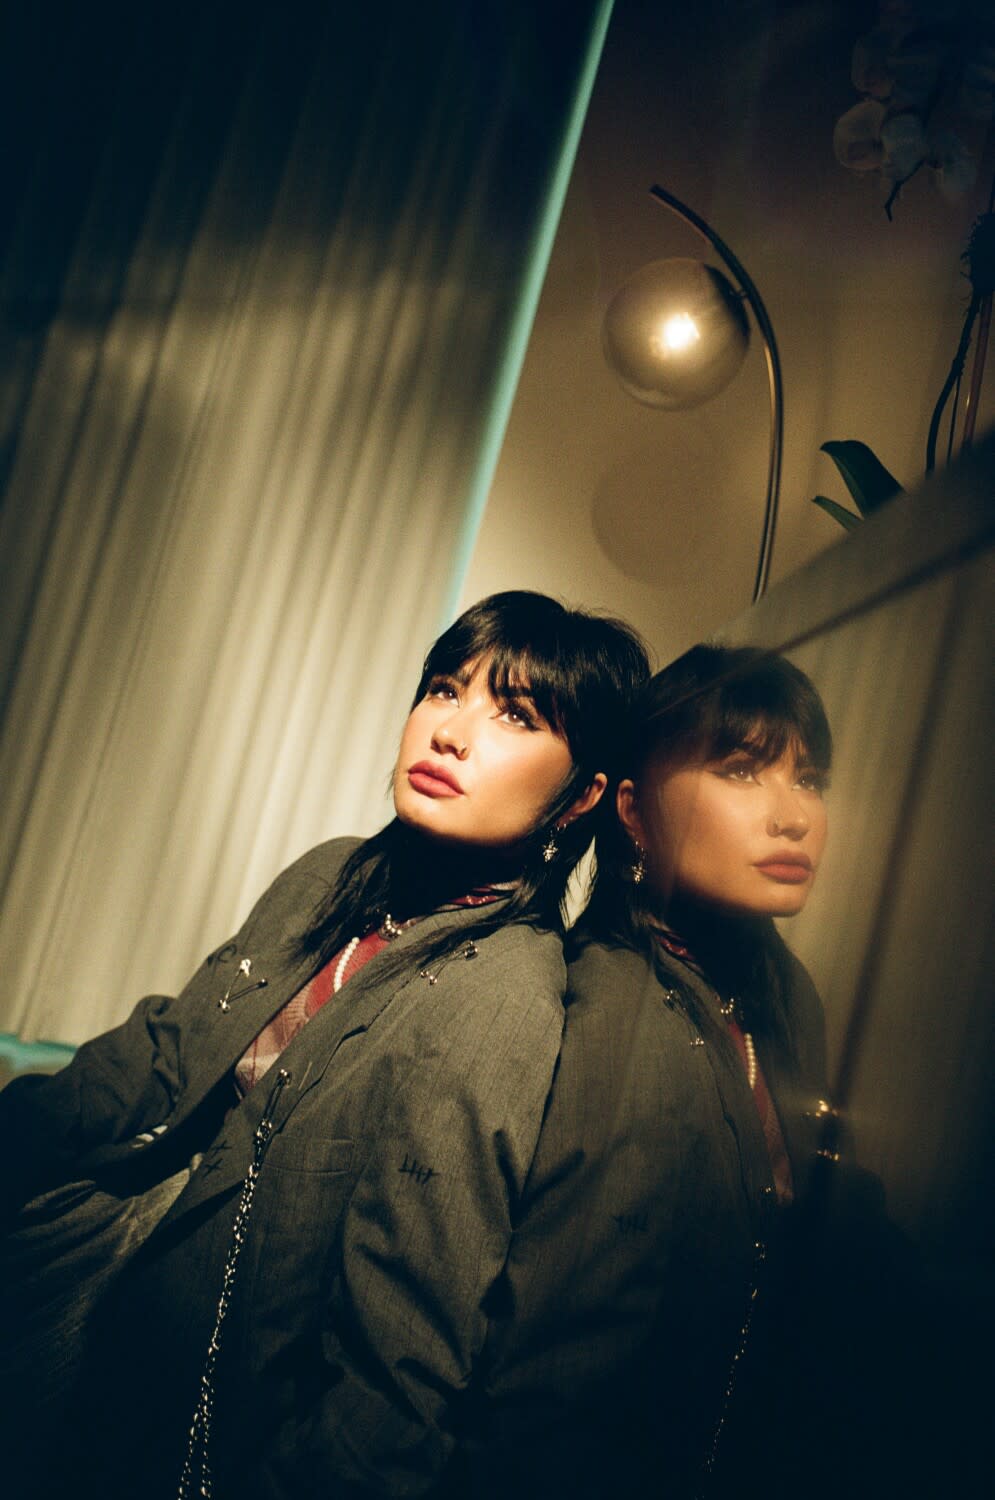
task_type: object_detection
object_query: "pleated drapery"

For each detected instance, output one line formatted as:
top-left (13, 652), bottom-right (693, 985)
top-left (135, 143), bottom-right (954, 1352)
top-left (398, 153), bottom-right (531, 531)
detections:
top-left (0, 0), bottom-right (614, 1043)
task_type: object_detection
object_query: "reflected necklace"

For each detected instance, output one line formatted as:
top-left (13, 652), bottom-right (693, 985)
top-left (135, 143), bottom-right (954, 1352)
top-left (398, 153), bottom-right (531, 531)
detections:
top-left (653, 926), bottom-right (758, 1092)
top-left (720, 997), bottom-right (757, 1091)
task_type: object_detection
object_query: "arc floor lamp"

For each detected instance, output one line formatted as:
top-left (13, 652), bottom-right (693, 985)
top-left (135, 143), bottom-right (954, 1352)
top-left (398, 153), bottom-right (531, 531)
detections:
top-left (602, 184), bottom-right (783, 603)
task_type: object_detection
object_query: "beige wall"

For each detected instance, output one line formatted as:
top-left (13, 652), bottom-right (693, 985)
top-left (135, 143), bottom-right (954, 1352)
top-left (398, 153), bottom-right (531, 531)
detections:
top-left (459, 0), bottom-right (995, 668)
top-left (721, 437), bottom-right (994, 1252)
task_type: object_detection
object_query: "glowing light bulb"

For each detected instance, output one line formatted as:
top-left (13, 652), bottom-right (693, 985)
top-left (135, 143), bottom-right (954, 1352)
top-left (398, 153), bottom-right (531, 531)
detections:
top-left (658, 312), bottom-right (700, 352)
top-left (603, 257), bottom-right (749, 409)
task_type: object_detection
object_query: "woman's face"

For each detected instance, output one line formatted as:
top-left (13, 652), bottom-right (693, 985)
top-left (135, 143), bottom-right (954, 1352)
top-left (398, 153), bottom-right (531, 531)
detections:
top-left (621, 741), bottom-right (828, 918)
top-left (393, 657), bottom-right (603, 851)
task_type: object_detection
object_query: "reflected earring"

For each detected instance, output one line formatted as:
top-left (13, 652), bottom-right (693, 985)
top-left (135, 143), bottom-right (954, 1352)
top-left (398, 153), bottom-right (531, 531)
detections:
top-left (542, 827), bottom-right (560, 863)
top-left (630, 842), bottom-right (646, 884)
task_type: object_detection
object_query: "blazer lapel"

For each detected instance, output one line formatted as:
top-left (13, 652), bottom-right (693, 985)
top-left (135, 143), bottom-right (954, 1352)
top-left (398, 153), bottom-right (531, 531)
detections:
top-left (162, 960), bottom-right (403, 1224)
top-left (162, 902), bottom-right (495, 1224)
top-left (665, 957), bottom-right (777, 1215)
top-left (757, 1036), bottom-right (824, 1198)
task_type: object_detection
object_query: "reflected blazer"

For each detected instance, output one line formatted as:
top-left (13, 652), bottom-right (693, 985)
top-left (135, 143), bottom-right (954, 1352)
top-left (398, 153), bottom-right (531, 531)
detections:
top-left (0, 838), bottom-right (567, 1499)
top-left (465, 933), bottom-right (829, 1500)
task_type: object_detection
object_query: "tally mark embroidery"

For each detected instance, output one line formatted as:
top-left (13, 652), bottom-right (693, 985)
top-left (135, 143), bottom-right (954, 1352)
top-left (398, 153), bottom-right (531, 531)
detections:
top-left (398, 1154), bottom-right (437, 1187)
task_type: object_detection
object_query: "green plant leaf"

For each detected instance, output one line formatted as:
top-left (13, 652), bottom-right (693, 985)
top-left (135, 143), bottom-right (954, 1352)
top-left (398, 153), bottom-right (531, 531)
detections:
top-left (820, 440), bottom-right (903, 515)
top-left (811, 494), bottom-right (863, 531)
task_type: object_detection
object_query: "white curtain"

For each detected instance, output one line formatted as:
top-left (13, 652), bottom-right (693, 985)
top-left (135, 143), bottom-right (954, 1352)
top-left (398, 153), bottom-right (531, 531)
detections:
top-left (0, 0), bottom-right (614, 1043)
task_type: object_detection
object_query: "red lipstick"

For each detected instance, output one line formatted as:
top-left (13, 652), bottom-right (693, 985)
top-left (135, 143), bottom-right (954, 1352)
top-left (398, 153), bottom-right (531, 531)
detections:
top-left (407, 760), bottom-right (464, 798)
top-left (755, 853), bottom-right (812, 884)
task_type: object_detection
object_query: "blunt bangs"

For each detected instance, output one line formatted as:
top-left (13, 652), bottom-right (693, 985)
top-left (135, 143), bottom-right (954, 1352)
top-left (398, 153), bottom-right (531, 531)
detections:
top-left (414, 591), bottom-right (648, 777)
top-left (640, 645), bottom-right (832, 777)
top-left (484, 643), bottom-right (570, 738)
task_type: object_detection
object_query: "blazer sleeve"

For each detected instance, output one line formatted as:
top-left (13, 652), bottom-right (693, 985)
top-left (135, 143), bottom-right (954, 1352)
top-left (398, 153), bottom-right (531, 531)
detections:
top-left (0, 985), bottom-right (195, 1223)
top-left (251, 938), bottom-right (566, 1498)
top-left (0, 839), bottom-right (354, 1221)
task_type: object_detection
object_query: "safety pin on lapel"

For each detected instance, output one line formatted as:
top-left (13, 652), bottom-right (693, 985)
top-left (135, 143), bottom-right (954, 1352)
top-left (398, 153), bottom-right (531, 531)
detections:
top-left (218, 957), bottom-right (269, 1012)
top-left (420, 941), bottom-right (478, 986)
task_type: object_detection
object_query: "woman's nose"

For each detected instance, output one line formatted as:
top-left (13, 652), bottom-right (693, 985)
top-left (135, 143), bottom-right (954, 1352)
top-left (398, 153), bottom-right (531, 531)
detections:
top-left (431, 714), bottom-right (470, 759)
top-left (766, 787), bottom-right (809, 839)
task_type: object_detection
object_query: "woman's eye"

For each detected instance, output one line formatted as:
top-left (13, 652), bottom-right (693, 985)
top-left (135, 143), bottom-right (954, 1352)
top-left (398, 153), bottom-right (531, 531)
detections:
top-left (720, 761), bottom-right (756, 782)
top-left (796, 770), bottom-right (827, 795)
top-left (427, 679), bottom-right (458, 703)
top-left (500, 702), bottom-right (538, 730)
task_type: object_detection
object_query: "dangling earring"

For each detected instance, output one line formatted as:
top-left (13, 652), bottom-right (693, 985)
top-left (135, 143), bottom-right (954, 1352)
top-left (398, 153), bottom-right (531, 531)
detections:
top-left (542, 827), bottom-right (560, 863)
top-left (630, 841), bottom-right (646, 884)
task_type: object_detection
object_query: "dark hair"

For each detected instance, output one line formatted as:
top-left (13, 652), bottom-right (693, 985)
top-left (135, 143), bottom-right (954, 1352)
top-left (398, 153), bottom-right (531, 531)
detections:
top-left (298, 591), bottom-right (649, 974)
top-left (636, 643), bottom-right (831, 781)
top-left (582, 643), bottom-right (832, 1058)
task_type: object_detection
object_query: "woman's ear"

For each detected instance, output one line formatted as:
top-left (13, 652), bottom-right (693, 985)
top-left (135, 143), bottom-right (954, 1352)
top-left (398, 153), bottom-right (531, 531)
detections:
top-left (616, 779), bottom-right (647, 846)
top-left (559, 772), bottom-right (608, 827)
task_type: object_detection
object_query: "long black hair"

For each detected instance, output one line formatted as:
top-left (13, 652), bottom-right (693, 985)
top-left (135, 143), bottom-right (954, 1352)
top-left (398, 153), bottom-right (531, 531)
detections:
top-left (297, 591), bottom-right (649, 975)
top-left (583, 643), bottom-right (832, 1057)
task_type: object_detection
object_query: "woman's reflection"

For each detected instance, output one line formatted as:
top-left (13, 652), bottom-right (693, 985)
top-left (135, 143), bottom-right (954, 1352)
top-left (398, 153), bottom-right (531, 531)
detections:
top-left (471, 644), bottom-right (837, 1498)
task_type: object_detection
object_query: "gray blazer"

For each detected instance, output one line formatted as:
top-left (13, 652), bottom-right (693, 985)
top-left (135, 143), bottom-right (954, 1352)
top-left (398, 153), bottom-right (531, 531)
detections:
top-left (1, 838), bottom-right (567, 1499)
top-left (464, 935), bottom-right (828, 1499)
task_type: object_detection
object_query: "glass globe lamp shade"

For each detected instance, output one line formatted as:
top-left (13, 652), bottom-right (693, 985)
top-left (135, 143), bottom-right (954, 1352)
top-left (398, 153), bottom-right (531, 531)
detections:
top-left (602, 257), bottom-right (750, 410)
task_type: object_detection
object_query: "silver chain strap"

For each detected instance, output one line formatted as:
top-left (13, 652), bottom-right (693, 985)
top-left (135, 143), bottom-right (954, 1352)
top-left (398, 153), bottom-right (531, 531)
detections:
top-left (695, 1232), bottom-right (769, 1497)
top-left (177, 1067), bottom-right (291, 1500)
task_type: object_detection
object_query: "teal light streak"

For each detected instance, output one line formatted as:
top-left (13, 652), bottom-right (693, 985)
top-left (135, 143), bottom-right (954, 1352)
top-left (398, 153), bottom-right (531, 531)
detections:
top-left (0, 1030), bottom-right (75, 1078)
top-left (439, 0), bottom-right (616, 628)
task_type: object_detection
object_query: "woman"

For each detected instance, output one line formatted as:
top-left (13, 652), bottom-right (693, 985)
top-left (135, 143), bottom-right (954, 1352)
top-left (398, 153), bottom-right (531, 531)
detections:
top-left (468, 643), bottom-right (836, 1499)
top-left (0, 590), bottom-right (648, 1500)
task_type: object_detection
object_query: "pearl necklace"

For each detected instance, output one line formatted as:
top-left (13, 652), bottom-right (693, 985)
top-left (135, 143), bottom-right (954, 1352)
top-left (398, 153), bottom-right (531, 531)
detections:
top-left (333, 936), bottom-right (360, 993)
top-left (332, 911), bottom-right (409, 995)
top-left (720, 997), bottom-right (757, 1091)
top-left (743, 1029), bottom-right (758, 1092)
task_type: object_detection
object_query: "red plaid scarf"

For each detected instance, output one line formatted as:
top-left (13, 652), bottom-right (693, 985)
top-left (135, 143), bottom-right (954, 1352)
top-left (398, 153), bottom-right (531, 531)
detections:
top-left (234, 890), bottom-right (503, 1095)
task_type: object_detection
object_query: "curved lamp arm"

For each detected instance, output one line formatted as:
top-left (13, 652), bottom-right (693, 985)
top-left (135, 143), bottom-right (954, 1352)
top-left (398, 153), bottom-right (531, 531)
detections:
top-left (651, 184), bottom-right (783, 603)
